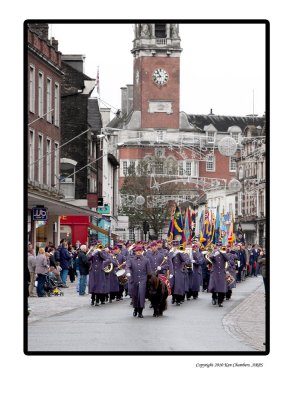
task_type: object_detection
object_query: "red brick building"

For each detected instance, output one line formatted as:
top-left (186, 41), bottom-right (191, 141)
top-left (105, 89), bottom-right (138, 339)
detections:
top-left (106, 23), bottom-right (265, 240)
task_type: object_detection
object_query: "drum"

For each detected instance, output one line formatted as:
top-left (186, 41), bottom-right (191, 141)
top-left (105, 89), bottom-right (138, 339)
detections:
top-left (116, 269), bottom-right (128, 285)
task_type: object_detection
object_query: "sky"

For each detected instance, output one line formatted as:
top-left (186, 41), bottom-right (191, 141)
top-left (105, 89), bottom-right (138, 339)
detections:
top-left (50, 22), bottom-right (266, 118)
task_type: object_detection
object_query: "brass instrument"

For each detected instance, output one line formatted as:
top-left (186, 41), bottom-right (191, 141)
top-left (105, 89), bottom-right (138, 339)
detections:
top-left (102, 260), bottom-right (114, 274)
top-left (156, 256), bottom-right (168, 271)
top-left (220, 246), bottom-right (227, 254)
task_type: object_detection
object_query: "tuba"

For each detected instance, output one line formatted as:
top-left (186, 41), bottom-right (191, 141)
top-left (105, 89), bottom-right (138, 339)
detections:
top-left (102, 260), bottom-right (114, 274)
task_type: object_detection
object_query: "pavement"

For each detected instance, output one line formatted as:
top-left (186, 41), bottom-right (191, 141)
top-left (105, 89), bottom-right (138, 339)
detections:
top-left (27, 275), bottom-right (266, 352)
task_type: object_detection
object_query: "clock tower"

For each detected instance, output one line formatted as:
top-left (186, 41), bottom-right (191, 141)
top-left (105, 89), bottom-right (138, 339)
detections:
top-left (132, 23), bottom-right (182, 129)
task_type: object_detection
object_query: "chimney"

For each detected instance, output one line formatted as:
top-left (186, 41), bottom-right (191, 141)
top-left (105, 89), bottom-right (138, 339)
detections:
top-left (28, 23), bottom-right (49, 41)
top-left (61, 55), bottom-right (86, 73)
top-left (50, 37), bottom-right (59, 51)
top-left (127, 84), bottom-right (133, 114)
top-left (100, 108), bottom-right (111, 127)
top-left (121, 87), bottom-right (128, 116)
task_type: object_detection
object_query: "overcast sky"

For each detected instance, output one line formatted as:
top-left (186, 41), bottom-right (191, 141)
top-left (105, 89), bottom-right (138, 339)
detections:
top-left (50, 22), bottom-right (266, 118)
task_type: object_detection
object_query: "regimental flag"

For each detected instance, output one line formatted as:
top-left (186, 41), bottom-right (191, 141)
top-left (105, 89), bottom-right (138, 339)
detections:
top-left (236, 222), bottom-right (245, 243)
top-left (95, 66), bottom-right (100, 96)
top-left (167, 205), bottom-right (186, 244)
top-left (191, 209), bottom-right (196, 239)
top-left (214, 206), bottom-right (221, 244)
top-left (227, 214), bottom-right (236, 244)
top-left (200, 207), bottom-right (212, 246)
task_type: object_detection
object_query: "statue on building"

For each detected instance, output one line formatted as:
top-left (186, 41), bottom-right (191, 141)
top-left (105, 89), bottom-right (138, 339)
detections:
top-left (171, 24), bottom-right (179, 39)
top-left (140, 24), bottom-right (150, 37)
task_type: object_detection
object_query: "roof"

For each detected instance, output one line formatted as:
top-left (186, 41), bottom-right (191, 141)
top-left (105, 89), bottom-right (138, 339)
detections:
top-left (186, 114), bottom-right (265, 133)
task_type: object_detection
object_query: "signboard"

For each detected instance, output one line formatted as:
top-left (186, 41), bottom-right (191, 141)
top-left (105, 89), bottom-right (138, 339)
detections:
top-left (97, 204), bottom-right (110, 214)
top-left (32, 207), bottom-right (48, 221)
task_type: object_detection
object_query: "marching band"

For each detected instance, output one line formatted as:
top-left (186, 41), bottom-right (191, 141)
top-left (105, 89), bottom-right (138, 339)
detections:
top-left (67, 237), bottom-right (259, 317)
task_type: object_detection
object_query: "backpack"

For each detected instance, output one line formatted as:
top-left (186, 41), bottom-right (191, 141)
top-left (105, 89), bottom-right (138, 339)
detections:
top-left (54, 248), bottom-right (61, 262)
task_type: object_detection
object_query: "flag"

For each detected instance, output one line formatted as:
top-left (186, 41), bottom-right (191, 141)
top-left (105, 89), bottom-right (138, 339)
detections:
top-left (236, 222), bottom-right (245, 243)
top-left (227, 214), bottom-right (236, 244)
top-left (95, 66), bottom-right (100, 96)
top-left (183, 207), bottom-right (192, 243)
top-left (167, 205), bottom-right (186, 244)
top-left (214, 206), bottom-right (221, 244)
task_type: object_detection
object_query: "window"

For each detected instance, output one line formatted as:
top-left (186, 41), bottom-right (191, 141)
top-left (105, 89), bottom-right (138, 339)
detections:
top-left (38, 71), bottom-right (44, 117)
top-left (155, 23), bottom-right (166, 38)
top-left (28, 129), bottom-right (34, 181)
top-left (185, 162), bottom-right (191, 176)
top-left (178, 162), bottom-right (184, 176)
top-left (122, 161), bottom-right (128, 176)
top-left (192, 160), bottom-right (199, 177)
top-left (54, 142), bottom-right (59, 186)
top-left (229, 157), bottom-right (237, 172)
top-left (38, 134), bottom-right (43, 183)
top-left (207, 131), bottom-right (215, 144)
top-left (206, 154), bottom-right (215, 171)
top-left (129, 161), bottom-right (136, 175)
top-left (155, 161), bottom-right (164, 175)
top-left (231, 132), bottom-right (239, 142)
top-left (46, 139), bottom-right (51, 186)
top-left (156, 130), bottom-right (165, 142)
top-left (29, 65), bottom-right (35, 113)
top-left (238, 192), bottom-right (242, 215)
top-left (46, 78), bottom-right (52, 122)
top-left (54, 82), bottom-right (60, 126)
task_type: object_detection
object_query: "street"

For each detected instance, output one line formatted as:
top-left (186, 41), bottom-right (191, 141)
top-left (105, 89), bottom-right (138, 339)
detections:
top-left (26, 276), bottom-right (266, 353)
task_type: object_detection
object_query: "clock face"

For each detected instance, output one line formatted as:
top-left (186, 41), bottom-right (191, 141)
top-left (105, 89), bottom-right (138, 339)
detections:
top-left (152, 68), bottom-right (169, 86)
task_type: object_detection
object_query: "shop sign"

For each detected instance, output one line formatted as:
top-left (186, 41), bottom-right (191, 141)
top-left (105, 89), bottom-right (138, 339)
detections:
top-left (32, 207), bottom-right (48, 221)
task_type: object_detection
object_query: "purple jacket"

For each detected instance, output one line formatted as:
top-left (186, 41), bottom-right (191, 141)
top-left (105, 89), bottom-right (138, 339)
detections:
top-left (208, 251), bottom-right (227, 293)
top-left (171, 251), bottom-right (188, 296)
top-left (125, 255), bottom-right (152, 308)
top-left (88, 250), bottom-right (109, 294)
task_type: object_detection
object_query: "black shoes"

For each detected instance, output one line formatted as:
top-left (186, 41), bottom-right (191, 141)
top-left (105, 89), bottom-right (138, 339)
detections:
top-left (212, 299), bottom-right (217, 305)
top-left (218, 303), bottom-right (223, 307)
top-left (133, 308), bottom-right (138, 317)
top-left (138, 314), bottom-right (144, 318)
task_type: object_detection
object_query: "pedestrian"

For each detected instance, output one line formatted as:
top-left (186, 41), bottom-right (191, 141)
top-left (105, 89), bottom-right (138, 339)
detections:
top-left (78, 245), bottom-right (89, 295)
top-left (208, 245), bottom-right (227, 307)
top-left (28, 247), bottom-right (37, 297)
top-left (258, 249), bottom-right (266, 291)
top-left (35, 248), bottom-right (49, 297)
top-left (125, 245), bottom-right (152, 318)
top-left (236, 244), bottom-right (246, 282)
top-left (59, 241), bottom-right (72, 287)
top-left (68, 244), bottom-right (76, 283)
top-left (249, 244), bottom-right (259, 277)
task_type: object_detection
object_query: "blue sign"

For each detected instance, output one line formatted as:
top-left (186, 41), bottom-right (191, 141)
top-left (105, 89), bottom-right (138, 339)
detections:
top-left (32, 207), bottom-right (48, 221)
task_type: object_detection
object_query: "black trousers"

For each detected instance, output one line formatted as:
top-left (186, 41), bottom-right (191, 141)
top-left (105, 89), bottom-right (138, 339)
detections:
top-left (212, 292), bottom-right (225, 304)
top-left (91, 293), bottom-right (106, 304)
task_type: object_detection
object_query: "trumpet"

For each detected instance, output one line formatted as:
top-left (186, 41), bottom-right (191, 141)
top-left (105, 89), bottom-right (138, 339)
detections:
top-left (220, 246), bottom-right (227, 254)
top-left (157, 256), bottom-right (168, 270)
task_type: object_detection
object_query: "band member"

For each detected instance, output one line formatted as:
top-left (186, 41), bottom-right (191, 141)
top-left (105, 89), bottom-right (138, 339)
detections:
top-left (157, 239), bottom-right (169, 256)
top-left (146, 241), bottom-right (172, 276)
top-left (187, 244), bottom-right (203, 299)
top-left (208, 244), bottom-right (227, 307)
top-left (125, 245), bottom-right (152, 318)
top-left (223, 247), bottom-right (238, 300)
top-left (112, 245), bottom-right (127, 300)
top-left (87, 244), bottom-right (109, 306)
top-left (107, 249), bottom-right (120, 303)
top-left (169, 244), bottom-right (189, 306)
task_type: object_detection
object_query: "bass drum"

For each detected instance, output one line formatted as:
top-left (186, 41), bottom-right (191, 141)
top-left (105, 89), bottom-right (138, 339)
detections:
top-left (116, 269), bottom-right (128, 285)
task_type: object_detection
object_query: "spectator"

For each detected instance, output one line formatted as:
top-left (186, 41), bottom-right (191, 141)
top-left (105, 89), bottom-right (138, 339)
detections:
top-left (59, 241), bottom-right (72, 287)
top-left (35, 248), bottom-right (48, 297)
top-left (28, 247), bottom-right (37, 297)
top-left (78, 245), bottom-right (89, 295)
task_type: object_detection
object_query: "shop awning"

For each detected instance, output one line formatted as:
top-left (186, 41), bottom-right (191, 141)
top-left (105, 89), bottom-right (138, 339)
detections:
top-left (28, 191), bottom-right (101, 218)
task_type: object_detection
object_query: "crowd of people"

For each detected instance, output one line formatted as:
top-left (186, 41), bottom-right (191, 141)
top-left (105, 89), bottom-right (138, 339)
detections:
top-left (27, 238), bottom-right (266, 317)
